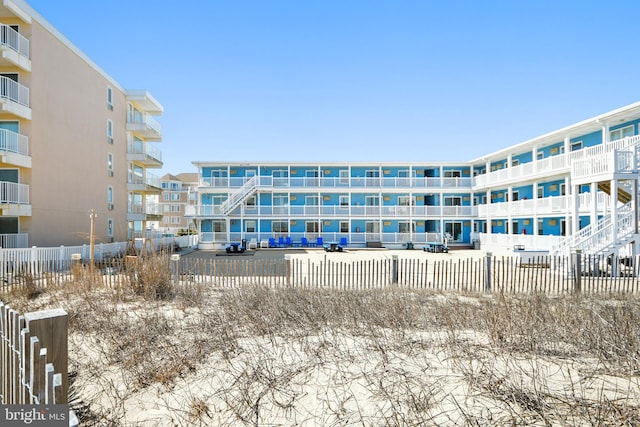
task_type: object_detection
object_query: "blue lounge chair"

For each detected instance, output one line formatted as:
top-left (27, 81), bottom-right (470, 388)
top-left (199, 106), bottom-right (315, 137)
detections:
top-left (301, 237), bottom-right (308, 247)
top-left (278, 236), bottom-right (285, 247)
top-left (286, 236), bottom-right (293, 247)
top-left (268, 237), bottom-right (276, 248)
top-left (340, 237), bottom-right (348, 247)
top-left (316, 237), bottom-right (323, 247)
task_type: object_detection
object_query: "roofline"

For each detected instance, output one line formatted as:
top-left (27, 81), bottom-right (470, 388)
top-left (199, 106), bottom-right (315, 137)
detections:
top-left (469, 101), bottom-right (640, 163)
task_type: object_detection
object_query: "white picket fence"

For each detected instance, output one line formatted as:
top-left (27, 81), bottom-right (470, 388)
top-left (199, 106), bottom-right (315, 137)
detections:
top-left (0, 235), bottom-right (196, 280)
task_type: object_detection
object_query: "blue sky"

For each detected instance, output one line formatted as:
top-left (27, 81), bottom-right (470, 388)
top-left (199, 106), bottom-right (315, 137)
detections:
top-left (26, 0), bottom-right (640, 174)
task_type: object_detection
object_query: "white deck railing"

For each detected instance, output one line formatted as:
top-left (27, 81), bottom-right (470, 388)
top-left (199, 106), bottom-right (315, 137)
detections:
top-left (127, 141), bottom-right (162, 162)
top-left (0, 24), bottom-right (29, 58)
top-left (127, 112), bottom-right (162, 135)
top-left (199, 231), bottom-right (445, 246)
top-left (0, 181), bottom-right (29, 204)
top-left (200, 176), bottom-right (474, 189)
top-left (0, 76), bottom-right (29, 107)
top-left (190, 204), bottom-right (477, 218)
top-left (0, 128), bottom-right (28, 156)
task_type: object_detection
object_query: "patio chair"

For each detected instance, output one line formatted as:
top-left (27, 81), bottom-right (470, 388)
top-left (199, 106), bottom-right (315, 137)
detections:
top-left (286, 236), bottom-right (293, 247)
top-left (340, 237), bottom-right (348, 247)
top-left (316, 237), bottom-right (323, 247)
top-left (268, 237), bottom-right (276, 248)
top-left (278, 236), bottom-right (285, 247)
top-left (301, 237), bottom-right (308, 247)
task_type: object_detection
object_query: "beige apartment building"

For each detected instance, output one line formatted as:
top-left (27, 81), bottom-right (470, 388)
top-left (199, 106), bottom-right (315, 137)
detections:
top-left (0, 0), bottom-right (163, 247)
top-left (157, 173), bottom-right (198, 235)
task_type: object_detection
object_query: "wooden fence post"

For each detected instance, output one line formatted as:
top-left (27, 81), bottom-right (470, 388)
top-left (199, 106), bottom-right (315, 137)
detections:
top-left (23, 308), bottom-right (68, 404)
top-left (572, 250), bottom-right (582, 294)
top-left (391, 255), bottom-right (398, 284)
top-left (485, 252), bottom-right (492, 292)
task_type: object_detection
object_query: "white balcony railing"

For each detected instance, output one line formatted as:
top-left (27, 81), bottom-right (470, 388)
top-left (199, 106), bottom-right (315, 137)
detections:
top-left (127, 112), bottom-right (162, 135)
top-left (476, 193), bottom-right (611, 218)
top-left (127, 141), bottom-right (162, 162)
top-left (189, 204), bottom-right (476, 218)
top-left (129, 202), bottom-right (162, 216)
top-left (0, 76), bottom-right (29, 107)
top-left (0, 181), bottom-right (29, 204)
top-left (199, 175), bottom-right (473, 189)
top-left (0, 24), bottom-right (29, 58)
top-left (473, 135), bottom-right (640, 189)
top-left (0, 232), bottom-right (28, 248)
top-left (200, 231), bottom-right (446, 246)
top-left (0, 128), bottom-right (28, 156)
top-left (129, 171), bottom-right (161, 189)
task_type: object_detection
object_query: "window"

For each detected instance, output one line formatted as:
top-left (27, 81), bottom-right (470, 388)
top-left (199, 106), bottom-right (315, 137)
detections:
top-left (398, 222), bottom-right (415, 233)
top-left (306, 221), bottom-right (321, 233)
top-left (163, 193), bottom-right (170, 201)
top-left (163, 204), bottom-right (170, 212)
top-left (398, 196), bottom-right (415, 206)
top-left (246, 220), bottom-right (256, 233)
top-left (340, 221), bottom-right (349, 233)
top-left (444, 170), bottom-right (461, 178)
top-left (444, 196), bottom-right (462, 206)
top-left (107, 219), bottom-right (113, 237)
top-left (511, 159), bottom-right (520, 167)
top-left (107, 153), bottom-right (113, 173)
top-left (537, 186), bottom-right (544, 198)
top-left (171, 216), bottom-right (181, 224)
top-left (339, 170), bottom-right (349, 184)
top-left (610, 125), bottom-right (634, 141)
top-left (273, 194), bottom-right (288, 206)
top-left (246, 196), bottom-right (256, 207)
top-left (273, 221), bottom-right (288, 233)
top-left (107, 87), bottom-right (113, 110)
top-left (107, 186), bottom-right (113, 203)
top-left (537, 151), bottom-right (544, 160)
top-left (570, 140), bottom-right (582, 151)
top-left (511, 191), bottom-right (519, 201)
top-left (163, 217), bottom-right (170, 224)
top-left (107, 120), bottom-right (113, 138)
top-left (171, 193), bottom-right (180, 201)
top-left (171, 205), bottom-right (180, 212)
top-left (339, 195), bottom-right (349, 206)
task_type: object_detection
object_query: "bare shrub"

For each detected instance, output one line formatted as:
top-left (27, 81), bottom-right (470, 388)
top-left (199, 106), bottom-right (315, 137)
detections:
top-left (126, 253), bottom-right (174, 300)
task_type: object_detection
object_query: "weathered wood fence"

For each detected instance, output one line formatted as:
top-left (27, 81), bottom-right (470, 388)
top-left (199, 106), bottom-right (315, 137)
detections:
top-left (0, 302), bottom-right (68, 405)
top-left (3, 253), bottom-right (640, 294)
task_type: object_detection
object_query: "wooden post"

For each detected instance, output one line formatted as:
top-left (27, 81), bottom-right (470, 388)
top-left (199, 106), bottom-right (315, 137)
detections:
top-left (24, 308), bottom-right (68, 403)
top-left (485, 252), bottom-right (492, 292)
top-left (572, 250), bottom-right (582, 294)
top-left (89, 210), bottom-right (97, 268)
top-left (392, 255), bottom-right (398, 284)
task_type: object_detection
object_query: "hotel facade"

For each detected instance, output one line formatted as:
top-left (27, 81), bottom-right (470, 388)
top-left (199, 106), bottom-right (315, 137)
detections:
top-left (0, 0), bottom-right (163, 247)
top-left (191, 102), bottom-right (640, 256)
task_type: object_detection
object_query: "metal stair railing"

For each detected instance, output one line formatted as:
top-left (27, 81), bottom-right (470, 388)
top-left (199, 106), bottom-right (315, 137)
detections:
top-left (552, 203), bottom-right (634, 256)
top-left (219, 176), bottom-right (272, 215)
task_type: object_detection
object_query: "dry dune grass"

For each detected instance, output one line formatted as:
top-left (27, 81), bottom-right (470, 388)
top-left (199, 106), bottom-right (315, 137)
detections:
top-left (3, 253), bottom-right (640, 426)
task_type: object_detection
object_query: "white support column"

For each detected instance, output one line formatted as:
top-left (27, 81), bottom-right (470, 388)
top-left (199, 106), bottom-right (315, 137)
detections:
top-left (611, 179), bottom-right (618, 244)
top-left (507, 186), bottom-right (513, 234)
top-left (591, 182), bottom-right (598, 229)
top-left (564, 136), bottom-right (571, 156)
top-left (602, 122), bottom-right (610, 144)
top-left (572, 183), bottom-right (580, 234)
top-left (486, 189), bottom-right (491, 235)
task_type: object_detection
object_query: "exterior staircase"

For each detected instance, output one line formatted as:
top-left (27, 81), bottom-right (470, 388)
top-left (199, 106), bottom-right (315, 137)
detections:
top-left (218, 176), bottom-right (272, 216)
top-left (552, 136), bottom-right (640, 257)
